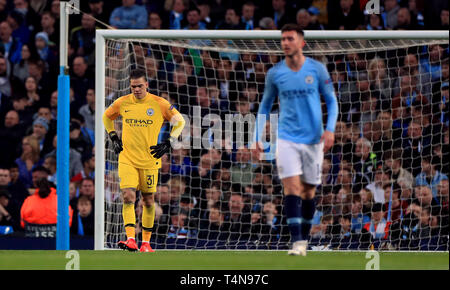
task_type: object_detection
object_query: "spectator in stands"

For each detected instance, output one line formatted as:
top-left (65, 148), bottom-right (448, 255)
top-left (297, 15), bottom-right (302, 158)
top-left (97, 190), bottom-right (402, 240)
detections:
top-left (249, 200), bottom-right (280, 243)
top-left (417, 206), bottom-right (439, 241)
top-left (45, 134), bottom-right (83, 179)
top-left (109, 0), bottom-right (148, 29)
top-left (71, 151), bottom-right (95, 183)
top-left (267, 0), bottom-right (295, 29)
top-left (0, 20), bottom-right (22, 64)
top-left (350, 193), bottom-right (371, 234)
top-left (49, 0), bottom-right (60, 21)
top-left (30, 116), bottom-right (52, 157)
top-left (366, 13), bottom-right (385, 30)
top-left (391, 200), bottom-right (421, 249)
top-left (310, 214), bottom-right (333, 239)
top-left (383, 182), bottom-right (408, 223)
top-left (194, 85), bottom-right (219, 118)
top-left (327, 0), bottom-right (364, 30)
top-left (0, 188), bottom-right (19, 232)
top-left (167, 64), bottom-right (193, 115)
top-left (36, 106), bottom-right (55, 135)
top-left (383, 149), bottom-right (414, 188)
top-left (24, 76), bottom-right (41, 110)
top-left (222, 192), bottom-right (251, 242)
top-left (15, 135), bottom-right (43, 189)
top-left (34, 31), bottom-right (56, 67)
top-left (367, 167), bottom-right (392, 204)
top-left (20, 178), bottom-right (73, 235)
top-left (307, 6), bottom-right (325, 30)
top-left (362, 202), bottom-right (391, 242)
top-left (7, 9), bottom-right (28, 45)
top-left (199, 182), bottom-right (221, 218)
top-left (407, 0), bottom-right (425, 28)
top-left (13, 0), bottom-right (41, 33)
top-left (395, 54), bottom-right (432, 99)
top-left (12, 44), bottom-right (36, 83)
top-left (183, 5), bottom-right (206, 30)
top-left (69, 119), bottom-right (92, 155)
top-left (437, 179), bottom-right (449, 208)
top-left (70, 13), bottom-right (96, 66)
top-left (88, 0), bottom-right (109, 25)
top-left (353, 137), bottom-right (377, 183)
top-left (162, 0), bottom-right (187, 30)
top-left (440, 8), bottom-right (449, 30)
top-left (230, 146), bottom-right (253, 188)
top-left (377, 110), bottom-right (402, 149)
top-left (420, 44), bottom-right (445, 83)
top-left (30, 165), bottom-right (50, 192)
top-left (414, 185), bottom-right (440, 214)
top-left (0, 110), bottom-right (25, 166)
top-left (295, 9), bottom-right (311, 31)
top-left (257, 16), bottom-right (277, 30)
top-left (0, 56), bottom-right (11, 97)
top-left (395, 7), bottom-right (417, 30)
top-left (78, 88), bottom-right (95, 132)
top-left (1, 164), bottom-right (28, 208)
top-left (153, 183), bottom-right (171, 238)
top-left (40, 10), bottom-right (58, 45)
top-left (167, 176), bottom-right (186, 209)
top-left (170, 147), bottom-right (194, 177)
top-left (216, 7), bottom-right (245, 30)
top-left (79, 177), bottom-right (95, 202)
top-left (415, 156), bottom-right (448, 199)
top-left (368, 57), bottom-right (392, 101)
top-left (27, 58), bottom-right (56, 103)
top-left (71, 113), bottom-right (94, 148)
top-left (42, 155), bottom-right (56, 185)
top-left (147, 11), bottom-right (162, 30)
top-left (241, 1), bottom-right (257, 30)
top-left (381, 0), bottom-right (400, 29)
top-left (402, 119), bottom-right (431, 177)
top-left (144, 55), bottom-right (163, 94)
top-left (71, 195), bottom-right (94, 236)
top-left (167, 207), bottom-right (194, 239)
top-left (70, 56), bottom-right (94, 112)
top-left (198, 203), bottom-right (227, 241)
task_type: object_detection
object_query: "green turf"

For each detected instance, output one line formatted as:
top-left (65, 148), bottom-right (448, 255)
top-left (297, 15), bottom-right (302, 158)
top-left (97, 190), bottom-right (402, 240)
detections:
top-left (0, 250), bottom-right (448, 270)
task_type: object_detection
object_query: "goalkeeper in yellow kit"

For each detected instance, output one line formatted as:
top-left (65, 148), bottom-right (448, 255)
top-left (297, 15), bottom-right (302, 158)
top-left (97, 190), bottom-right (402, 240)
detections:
top-left (103, 69), bottom-right (185, 252)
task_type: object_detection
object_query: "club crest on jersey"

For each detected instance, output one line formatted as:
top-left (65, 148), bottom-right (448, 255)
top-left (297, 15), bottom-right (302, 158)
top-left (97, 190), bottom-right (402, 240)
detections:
top-left (147, 108), bottom-right (154, 116)
top-left (305, 76), bottom-right (314, 84)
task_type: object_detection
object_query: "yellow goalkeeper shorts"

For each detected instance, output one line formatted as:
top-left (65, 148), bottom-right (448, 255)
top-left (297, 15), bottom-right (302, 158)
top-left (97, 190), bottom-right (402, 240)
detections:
top-left (118, 163), bottom-right (159, 193)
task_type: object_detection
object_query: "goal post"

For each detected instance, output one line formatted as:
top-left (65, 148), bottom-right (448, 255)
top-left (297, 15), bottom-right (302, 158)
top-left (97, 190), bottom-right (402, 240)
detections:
top-left (94, 30), bottom-right (449, 251)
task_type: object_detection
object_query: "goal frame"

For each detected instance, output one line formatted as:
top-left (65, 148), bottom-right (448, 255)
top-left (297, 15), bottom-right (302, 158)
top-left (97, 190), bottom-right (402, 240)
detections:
top-left (94, 29), bottom-right (449, 250)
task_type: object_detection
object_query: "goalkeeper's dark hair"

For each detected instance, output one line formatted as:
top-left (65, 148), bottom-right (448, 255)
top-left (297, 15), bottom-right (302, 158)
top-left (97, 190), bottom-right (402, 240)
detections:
top-left (281, 24), bottom-right (304, 37)
top-left (130, 68), bottom-right (147, 80)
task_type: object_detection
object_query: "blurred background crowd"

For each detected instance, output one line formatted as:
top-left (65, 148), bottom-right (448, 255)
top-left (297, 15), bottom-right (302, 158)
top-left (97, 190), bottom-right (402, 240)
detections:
top-left (0, 0), bottom-right (448, 250)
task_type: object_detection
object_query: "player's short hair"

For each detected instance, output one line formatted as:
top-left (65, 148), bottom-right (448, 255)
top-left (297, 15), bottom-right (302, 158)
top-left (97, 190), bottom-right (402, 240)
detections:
top-left (281, 23), bottom-right (304, 37)
top-left (130, 69), bottom-right (147, 80)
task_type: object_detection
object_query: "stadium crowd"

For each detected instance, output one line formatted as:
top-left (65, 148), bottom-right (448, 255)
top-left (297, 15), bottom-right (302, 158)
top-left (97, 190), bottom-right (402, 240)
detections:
top-left (0, 0), bottom-right (448, 250)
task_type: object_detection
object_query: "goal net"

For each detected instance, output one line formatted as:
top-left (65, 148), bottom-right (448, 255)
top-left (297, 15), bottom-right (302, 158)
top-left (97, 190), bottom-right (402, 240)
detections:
top-left (95, 30), bottom-right (449, 251)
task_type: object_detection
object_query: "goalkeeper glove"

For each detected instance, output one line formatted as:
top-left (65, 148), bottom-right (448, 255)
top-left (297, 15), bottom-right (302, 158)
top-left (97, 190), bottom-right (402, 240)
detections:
top-left (150, 137), bottom-right (174, 159)
top-left (109, 131), bottom-right (123, 155)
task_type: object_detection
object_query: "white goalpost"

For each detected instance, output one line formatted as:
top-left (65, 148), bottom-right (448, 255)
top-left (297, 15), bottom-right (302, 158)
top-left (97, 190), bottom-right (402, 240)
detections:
top-left (95, 30), bottom-right (449, 251)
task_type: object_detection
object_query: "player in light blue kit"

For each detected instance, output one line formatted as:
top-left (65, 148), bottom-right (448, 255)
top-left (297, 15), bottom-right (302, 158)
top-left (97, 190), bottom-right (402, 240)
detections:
top-left (252, 24), bottom-right (338, 256)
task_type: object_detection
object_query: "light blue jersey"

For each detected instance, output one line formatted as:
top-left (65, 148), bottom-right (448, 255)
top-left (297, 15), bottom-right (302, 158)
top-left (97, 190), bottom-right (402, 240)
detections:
top-left (255, 57), bottom-right (338, 145)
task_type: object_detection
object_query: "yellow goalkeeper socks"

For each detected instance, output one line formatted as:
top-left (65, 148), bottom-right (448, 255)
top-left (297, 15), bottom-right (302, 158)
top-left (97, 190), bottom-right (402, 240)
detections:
top-left (141, 204), bottom-right (155, 243)
top-left (122, 202), bottom-right (136, 240)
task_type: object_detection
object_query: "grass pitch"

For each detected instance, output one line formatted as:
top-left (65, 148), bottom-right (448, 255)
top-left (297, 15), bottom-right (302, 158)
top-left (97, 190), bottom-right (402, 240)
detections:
top-left (0, 250), bottom-right (448, 270)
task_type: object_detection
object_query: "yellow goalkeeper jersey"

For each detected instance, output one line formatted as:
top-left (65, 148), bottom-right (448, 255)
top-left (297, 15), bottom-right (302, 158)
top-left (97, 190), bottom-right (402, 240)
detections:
top-left (103, 92), bottom-right (182, 169)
